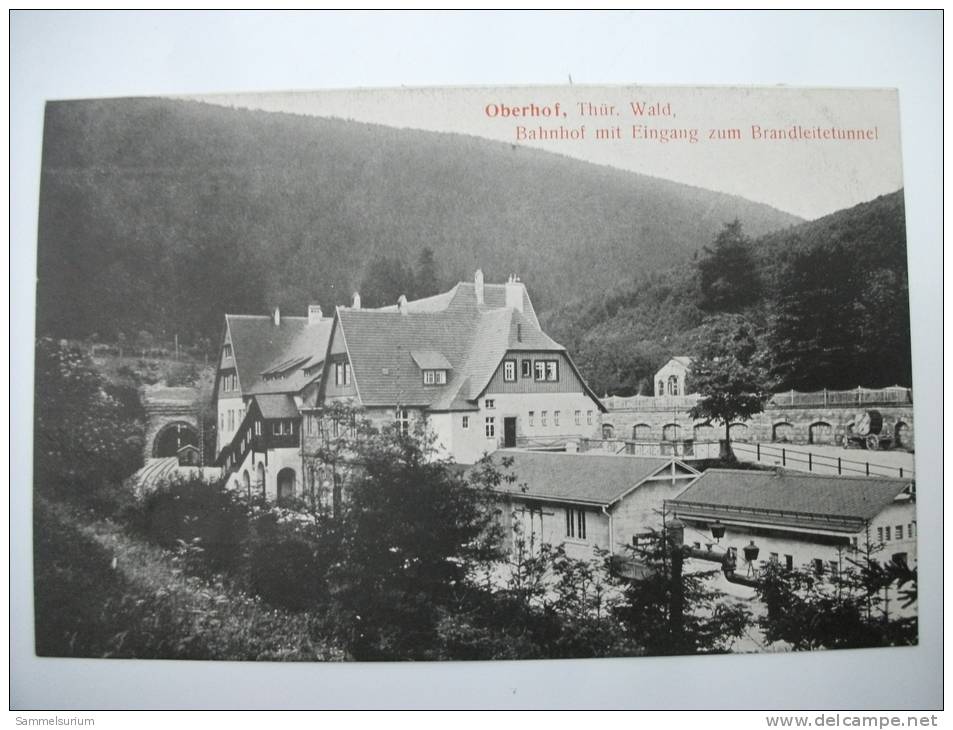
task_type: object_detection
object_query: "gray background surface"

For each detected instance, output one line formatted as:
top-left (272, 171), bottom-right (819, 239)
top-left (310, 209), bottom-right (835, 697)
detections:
top-left (10, 9), bottom-right (943, 710)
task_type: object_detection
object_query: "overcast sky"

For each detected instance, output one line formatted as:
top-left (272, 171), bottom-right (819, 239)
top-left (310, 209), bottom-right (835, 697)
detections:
top-left (188, 84), bottom-right (903, 221)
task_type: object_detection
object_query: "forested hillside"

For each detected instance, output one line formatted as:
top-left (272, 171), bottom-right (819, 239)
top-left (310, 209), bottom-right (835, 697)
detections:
top-left (36, 97), bottom-right (799, 344)
top-left (542, 190), bottom-right (911, 395)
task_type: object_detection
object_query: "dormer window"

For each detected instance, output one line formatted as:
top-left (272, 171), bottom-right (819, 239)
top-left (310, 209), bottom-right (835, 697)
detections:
top-left (503, 360), bottom-right (517, 382)
top-left (411, 350), bottom-right (452, 386)
top-left (422, 369), bottom-right (447, 385)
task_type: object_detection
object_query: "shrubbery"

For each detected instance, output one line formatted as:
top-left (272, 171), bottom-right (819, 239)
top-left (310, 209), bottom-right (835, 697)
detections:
top-left (246, 509), bottom-right (335, 612)
top-left (33, 337), bottom-right (145, 511)
top-left (124, 476), bottom-right (249, 579)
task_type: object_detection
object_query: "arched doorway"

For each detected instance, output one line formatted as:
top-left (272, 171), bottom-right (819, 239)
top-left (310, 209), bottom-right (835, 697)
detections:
top-left (894, 421), bottom-right (912, 450)
top-left (662, 423), bottom-right (681, 441)
top-left (809, 421), bottom-right (833, 445)
top-left (693, 422), bottom-right (715, 441)
top-left (242, 470), bottom-right (251, 499)
top-left (601, 423), bottom-right (615, 439)
top-left (152, 421), bottom-right (199, 458)
top-left (773, 422), bottom-right (794, 442)
top-left (728, 423), bottom-right (749, 442)
top-left (256, 462), bottom-right (266, 499)
top-left (632, 423), bottom-right (652, 440)
top-left (277, 468), bottom-right (296, 506)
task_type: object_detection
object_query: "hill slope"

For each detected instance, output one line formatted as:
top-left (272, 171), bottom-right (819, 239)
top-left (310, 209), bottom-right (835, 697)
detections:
top-left (36, 97), bottom-right (800, 343)
top-left (541, 190), bottom-right (910, 395)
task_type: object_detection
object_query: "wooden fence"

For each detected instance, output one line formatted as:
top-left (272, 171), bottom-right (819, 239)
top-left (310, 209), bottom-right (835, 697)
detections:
top-left (603, 386), bottom-right (912, 411)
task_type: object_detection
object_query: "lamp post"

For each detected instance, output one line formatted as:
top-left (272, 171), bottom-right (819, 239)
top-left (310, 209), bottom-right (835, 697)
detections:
top-left (666, 517), bottom-right (686, 651)
top-left (710, 520), bottom-right (726, 544)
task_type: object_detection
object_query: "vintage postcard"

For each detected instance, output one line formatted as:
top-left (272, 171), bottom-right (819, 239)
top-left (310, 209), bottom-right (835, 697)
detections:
top-left (33, 85), bottom-right (915, 662)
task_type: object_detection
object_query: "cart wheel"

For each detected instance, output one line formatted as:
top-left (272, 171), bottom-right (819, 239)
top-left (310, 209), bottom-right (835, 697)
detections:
top-left (865, 434), bottom-right (880, 451)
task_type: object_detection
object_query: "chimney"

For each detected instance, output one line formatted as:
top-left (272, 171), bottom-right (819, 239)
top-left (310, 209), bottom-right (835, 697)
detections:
top-left (352, 292), bottom-right (362, 310)
top-left (505, 274), bottom-right (524, 312)
top-left (273, 306), bottom-right (281, 327)
top-left (308, 303), bottom-right (323, 325)
top-left (397, 294), bottom-right (408, 315)
top-left (474, 269), bottom-right (484, 305)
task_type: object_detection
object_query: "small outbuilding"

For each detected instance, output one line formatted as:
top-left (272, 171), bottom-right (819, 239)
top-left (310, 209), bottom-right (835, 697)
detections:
top-left (666, 468), bottom-right (916, 575)
top-left (482, 450), bottom-right (699, 560)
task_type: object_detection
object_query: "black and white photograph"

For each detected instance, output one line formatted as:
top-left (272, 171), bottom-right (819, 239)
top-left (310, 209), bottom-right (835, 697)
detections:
top-left (10, 9), bottom-right (943, 715)
top-left (29, 83), bottom-right (921, 663)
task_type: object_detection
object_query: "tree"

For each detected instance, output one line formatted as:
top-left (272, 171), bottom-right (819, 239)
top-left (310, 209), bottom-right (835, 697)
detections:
top-left (612, 521), bottom-right (751, 655)
top-left (33, 338), bottom-right (145, 504)
top-left (322, 419), bottom-right (506, 660)
top-left (414, 247), bottom-right (441, 298)
top-left (688, 314), bottom-right (772, 456)
top-left (697, 220), bottom-right (761, 312)
top-left (358, 255), bottom-right (416, 309)
top-left (756, 545), bottom-right (917, 650)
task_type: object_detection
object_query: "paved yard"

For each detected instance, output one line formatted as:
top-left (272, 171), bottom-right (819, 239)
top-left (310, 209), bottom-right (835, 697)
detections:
top-left (732, 442), bottom-right (914, 479)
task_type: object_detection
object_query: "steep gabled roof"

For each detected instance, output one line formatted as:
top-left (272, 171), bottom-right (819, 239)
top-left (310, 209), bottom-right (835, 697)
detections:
top-left (225, 314), bottom-right (333, 396)
top-left (480, 451), bottom-right (695, 507)
top-left (336, 302), bottom-right (569, 410)
top-left (455, 307), bottom-right (563, 402)
top-left (334, 306), bottom-right (479, 407)
top-left (669, 469), bottom-right (914, 533)
top-left (373, 280), bottom-right (541, 328)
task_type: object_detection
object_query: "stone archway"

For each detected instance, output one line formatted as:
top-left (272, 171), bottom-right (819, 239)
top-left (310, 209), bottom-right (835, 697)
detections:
top-left (728, 423), bottom-right (749, 442)
top-left (662, 423), bottom-right (682, 441)
top-left (631, 423), bottom-right (652, 440)
top-left (773, 422), bottom-right (795, 443)
top-left (809, 421), bottom-right (834, 445)
top-left (894, 421), bottom-right (912, 450)
top-left (152, 420), bottom-right (200, 458)
top-left (693, 422), bottom-right (716, 441)
top-left (142, 386), bottom-right (201, 461)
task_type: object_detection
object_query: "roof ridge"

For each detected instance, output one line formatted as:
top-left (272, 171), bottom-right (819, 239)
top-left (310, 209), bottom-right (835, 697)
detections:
top-left (225, 313), bottom-right (308, 320)
top-left (505, 449), bottom-right (669, 461)
top-left (703, 467), bottom-right (910, 483)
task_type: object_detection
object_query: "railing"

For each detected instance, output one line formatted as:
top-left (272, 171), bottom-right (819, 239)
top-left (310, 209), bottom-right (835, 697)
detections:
top-left (579, 439), bottom-right (722, 460)
top-left (731, 441), bottom-right (913, 479)
top-left (602, 394), bottom-right (699, 412)
top-left (767, 386), bottom-right (912, 408)
top-left (604, 386), bottom-right (912, 412)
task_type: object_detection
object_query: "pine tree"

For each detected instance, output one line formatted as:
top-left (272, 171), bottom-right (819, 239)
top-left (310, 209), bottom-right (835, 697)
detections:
top-left (414, 247), bottom-right (441, 298)
top-left (697, 220), bottom-right (761, 312)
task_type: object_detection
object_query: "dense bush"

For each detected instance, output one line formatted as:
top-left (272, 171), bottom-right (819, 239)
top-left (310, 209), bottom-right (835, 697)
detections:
top-left (34, 498), bottom-right (337, 660)
top-left (247, 510), bottom-right (335, 612)
top-left (125, 476), bottom-right (250, 579)
top-left (33, 337), bottom-right (145, 510)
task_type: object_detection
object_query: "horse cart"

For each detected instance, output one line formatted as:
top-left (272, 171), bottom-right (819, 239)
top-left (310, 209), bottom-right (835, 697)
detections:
top-left (842, 409), bottom-right (893, 450)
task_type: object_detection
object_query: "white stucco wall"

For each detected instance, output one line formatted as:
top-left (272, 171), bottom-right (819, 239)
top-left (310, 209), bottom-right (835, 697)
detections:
top-left (506, 500), bottom-right (610, 562)
top-left (654, 359), bottom-right (690, 397)
top-left (228, 446), bottom-right (302, 502)
top-left (216, 395), bottom-right (244, 454)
